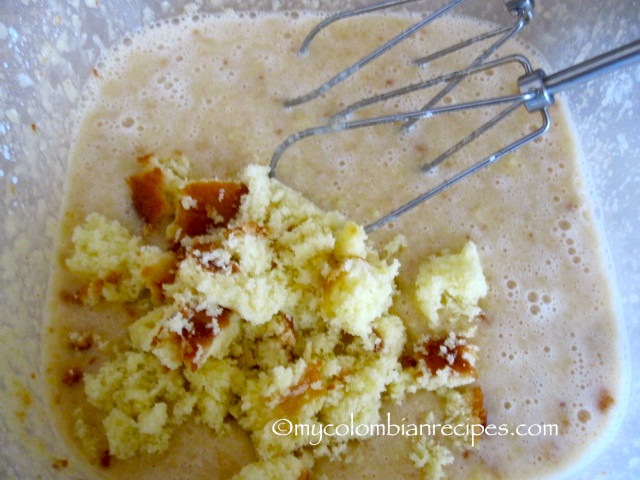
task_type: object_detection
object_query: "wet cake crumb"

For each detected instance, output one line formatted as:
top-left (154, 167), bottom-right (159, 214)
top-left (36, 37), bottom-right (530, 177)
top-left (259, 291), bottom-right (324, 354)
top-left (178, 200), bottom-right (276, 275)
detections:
top-left (64, 156), bottom-right (488, 477)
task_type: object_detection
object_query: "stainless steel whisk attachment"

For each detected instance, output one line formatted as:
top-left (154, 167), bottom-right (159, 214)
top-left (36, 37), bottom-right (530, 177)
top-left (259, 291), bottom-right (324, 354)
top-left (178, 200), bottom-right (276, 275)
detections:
top-left (269, 0), bottom-right (640, 233)
top-left (283, 0), bottom-right (534, 108)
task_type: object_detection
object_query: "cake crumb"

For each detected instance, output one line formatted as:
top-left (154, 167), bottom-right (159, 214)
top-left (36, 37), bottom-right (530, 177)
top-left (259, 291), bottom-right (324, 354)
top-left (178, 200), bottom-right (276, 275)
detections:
top-left (68, 159), bottom-right (488, 474)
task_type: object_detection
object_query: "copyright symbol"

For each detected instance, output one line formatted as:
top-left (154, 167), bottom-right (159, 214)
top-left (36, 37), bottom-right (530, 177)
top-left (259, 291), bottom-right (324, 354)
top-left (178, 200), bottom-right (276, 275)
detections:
top-left (272, 418), bottom-right (292, 436)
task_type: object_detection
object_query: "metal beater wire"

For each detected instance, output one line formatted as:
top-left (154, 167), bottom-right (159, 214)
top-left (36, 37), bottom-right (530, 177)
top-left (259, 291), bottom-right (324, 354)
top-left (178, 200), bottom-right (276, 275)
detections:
top-left (271, 0), bottom-right (640, 233)
top-left (402, 4), bottom-right (532, 132)
top-left (284, 0), bottom-right (466, 107)
top-left (270, 56), bottom-right (547, 233)
top-left (271, 55), bottom-right (537, 171)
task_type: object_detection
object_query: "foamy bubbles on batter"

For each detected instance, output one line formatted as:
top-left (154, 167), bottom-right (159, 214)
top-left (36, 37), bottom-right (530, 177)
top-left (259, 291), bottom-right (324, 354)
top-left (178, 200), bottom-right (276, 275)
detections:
top-left (75, 12), bottom-right (300, 160)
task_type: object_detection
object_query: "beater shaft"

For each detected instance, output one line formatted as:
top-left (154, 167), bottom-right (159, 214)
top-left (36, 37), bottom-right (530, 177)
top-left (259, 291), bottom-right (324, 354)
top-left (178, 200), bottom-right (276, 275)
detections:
top-left (519, 38), bottom-right (640, 112)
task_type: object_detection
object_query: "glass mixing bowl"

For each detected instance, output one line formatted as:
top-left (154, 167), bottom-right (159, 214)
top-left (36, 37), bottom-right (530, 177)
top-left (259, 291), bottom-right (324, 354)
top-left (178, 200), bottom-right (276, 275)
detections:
top-left (1, 1), bottom-right (638, 478)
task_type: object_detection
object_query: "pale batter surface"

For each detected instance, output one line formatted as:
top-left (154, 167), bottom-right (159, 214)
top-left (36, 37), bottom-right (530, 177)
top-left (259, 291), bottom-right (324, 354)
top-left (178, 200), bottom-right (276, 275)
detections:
top-left (44, 11), bottom-right (620, 479)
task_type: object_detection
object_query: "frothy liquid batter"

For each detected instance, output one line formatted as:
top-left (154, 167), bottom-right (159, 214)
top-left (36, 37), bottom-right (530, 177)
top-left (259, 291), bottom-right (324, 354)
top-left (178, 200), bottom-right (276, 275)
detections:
top-left (44, 11), bottom-right (620, 479)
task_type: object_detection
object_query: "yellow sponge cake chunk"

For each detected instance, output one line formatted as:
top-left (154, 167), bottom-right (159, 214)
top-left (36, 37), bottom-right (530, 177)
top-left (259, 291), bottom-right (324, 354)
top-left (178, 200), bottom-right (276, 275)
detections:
top-left (415, 241), bottom-right (487, 330)
top-left (69, 158), bottom-right (488, 475)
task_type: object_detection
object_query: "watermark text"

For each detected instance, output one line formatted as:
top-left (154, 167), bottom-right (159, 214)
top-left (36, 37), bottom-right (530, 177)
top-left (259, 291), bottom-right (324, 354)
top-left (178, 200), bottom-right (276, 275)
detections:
top-left (272, 413), bottom-right (558, 447)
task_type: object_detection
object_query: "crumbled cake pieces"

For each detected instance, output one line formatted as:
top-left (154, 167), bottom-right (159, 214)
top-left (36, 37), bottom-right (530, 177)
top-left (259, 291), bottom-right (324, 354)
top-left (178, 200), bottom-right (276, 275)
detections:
top-left (322, 251), bottom-right (400, 341)
top-left (129, 303), bottom-right (242, 370)
top-left (62, 154), bottom-right (488, 478)
top-left (409, 386), bottom-right (486, 479)
top-left (127, 153), bottom-right (189, 229)
top-left (389, 243), bottom-right (487, 401)
top-left (415, 241), bottom-right (487, 336)
top-left (83, 351), bottom-right (189, 459)
top-left (64, 212), bottom-right (168, 305)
